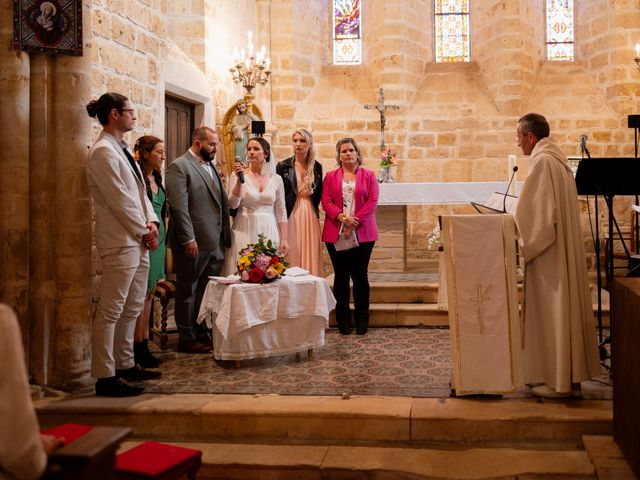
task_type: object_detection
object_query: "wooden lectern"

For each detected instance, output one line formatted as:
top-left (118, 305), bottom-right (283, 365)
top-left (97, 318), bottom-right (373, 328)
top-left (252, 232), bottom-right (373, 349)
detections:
top-left (441, 214), bottom-right (523, 395)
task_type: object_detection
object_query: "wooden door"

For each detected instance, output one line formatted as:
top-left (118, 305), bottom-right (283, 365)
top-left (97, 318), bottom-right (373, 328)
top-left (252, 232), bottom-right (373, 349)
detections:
top-left (164, 96), bottom-right (194, 165)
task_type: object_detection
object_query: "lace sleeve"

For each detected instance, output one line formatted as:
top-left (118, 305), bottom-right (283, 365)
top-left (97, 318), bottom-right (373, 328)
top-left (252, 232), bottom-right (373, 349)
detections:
top-left (274, 175), bottom-right (287, 223)
top-left (227, 172), bottom-right (242, 209)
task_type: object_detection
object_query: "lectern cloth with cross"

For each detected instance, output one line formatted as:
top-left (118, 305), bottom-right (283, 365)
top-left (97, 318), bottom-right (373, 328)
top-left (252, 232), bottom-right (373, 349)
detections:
top-left (441, 214), bottom-right (523, 395)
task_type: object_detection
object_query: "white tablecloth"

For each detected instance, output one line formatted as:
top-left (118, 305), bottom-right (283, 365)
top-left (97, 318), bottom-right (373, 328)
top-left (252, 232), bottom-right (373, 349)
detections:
top-left (197, 275), bottom-right (336, 361)
top-left (378, 182), bottom-right (523, 205)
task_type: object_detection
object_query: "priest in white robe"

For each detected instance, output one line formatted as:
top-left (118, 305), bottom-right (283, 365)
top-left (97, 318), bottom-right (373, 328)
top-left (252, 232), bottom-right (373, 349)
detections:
top-left (514, 113), bottom-right (601, 397)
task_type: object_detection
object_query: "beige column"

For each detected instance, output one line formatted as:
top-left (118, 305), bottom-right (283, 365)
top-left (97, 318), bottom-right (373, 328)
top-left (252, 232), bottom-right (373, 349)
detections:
top-left (0, 0), bottom-right (31, 348)
top-left (46, 7), bottom-right (94, 387)
top-left (28, 55), bottom-right (56, 385)
top-left (2, 0), bottom-right (93, 387)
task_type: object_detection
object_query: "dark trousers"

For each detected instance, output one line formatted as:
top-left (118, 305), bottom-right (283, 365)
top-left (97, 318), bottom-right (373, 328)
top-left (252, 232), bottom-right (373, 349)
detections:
top-left (326, 241), bottom-right (375, 331)
top-left (173, 249), bottom-right (223, 342)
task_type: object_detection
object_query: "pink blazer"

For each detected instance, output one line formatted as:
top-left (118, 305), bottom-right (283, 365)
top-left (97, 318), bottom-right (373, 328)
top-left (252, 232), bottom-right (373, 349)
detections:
top-left (321, 166), bottom-right (379, 243)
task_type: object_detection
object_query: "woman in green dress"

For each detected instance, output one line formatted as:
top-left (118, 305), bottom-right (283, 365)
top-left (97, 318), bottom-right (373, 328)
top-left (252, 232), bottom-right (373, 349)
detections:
top-left (133, 135), bottom-right (166, 368)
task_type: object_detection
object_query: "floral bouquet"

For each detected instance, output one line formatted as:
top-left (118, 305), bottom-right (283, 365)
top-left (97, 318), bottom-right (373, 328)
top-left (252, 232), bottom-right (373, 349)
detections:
top-left (378, 149), bottom-right (398, 183)
top-left (236, 234), bottom-right (287, 283)
top-left (380, 149), bottom-right (398, 169)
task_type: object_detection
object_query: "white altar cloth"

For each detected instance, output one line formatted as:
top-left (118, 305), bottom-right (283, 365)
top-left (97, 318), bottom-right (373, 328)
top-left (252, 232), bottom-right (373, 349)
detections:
top-left (197, 275), bottom-right (336, 361)
top-left (378, 182), bottom-right (523, 206)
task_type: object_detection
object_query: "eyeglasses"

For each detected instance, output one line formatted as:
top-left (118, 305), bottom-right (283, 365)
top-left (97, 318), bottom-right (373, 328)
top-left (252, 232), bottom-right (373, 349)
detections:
top-left (119, 108), bottom-right (136, 115)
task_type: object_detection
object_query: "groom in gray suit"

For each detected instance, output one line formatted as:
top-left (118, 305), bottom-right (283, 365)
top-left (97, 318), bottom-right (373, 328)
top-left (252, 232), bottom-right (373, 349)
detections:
top-left (166, 126), bottom-right (231, 354)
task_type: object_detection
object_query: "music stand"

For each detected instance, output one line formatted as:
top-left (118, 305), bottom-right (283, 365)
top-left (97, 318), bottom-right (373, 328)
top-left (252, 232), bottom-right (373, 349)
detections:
top-left (575, 157), bottom-right (640, 356)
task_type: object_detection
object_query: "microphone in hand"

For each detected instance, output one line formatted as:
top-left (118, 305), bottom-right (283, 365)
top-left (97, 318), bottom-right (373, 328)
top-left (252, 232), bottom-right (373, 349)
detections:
top-left (235, 156), bottom-right (245, 184)
top-left (503, 165), bottom-right (519, 213)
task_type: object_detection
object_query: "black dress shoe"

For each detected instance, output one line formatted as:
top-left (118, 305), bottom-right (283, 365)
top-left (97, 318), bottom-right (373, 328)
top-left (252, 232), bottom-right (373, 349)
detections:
top-left (116, 364), bottom-right (161, 381)
top-left (338, 326), bottom-right (352, 335)
top-left (95, 377), bottom-right (145, 397)
top-left (178, 339), bottom-right (212, 354)
top-left (355, 325), bottom-right (368, 335)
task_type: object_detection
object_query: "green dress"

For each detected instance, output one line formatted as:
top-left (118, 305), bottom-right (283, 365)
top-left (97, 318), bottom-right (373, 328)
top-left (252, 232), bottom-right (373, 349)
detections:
top-left (147, 188), bottom-right (166, 292)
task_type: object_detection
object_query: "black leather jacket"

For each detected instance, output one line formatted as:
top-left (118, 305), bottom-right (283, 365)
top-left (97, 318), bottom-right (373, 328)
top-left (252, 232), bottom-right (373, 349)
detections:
top-left (276, 156), bottom-right (323, 218)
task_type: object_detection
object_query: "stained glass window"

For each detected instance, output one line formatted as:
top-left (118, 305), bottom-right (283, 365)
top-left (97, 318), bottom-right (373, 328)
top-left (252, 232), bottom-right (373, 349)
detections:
top-left (546, 0), bottom-right (574, 61)
top-left (333, 0), bottom-right (361, 65)
top-left (434, 0), bottom-right (470, 63)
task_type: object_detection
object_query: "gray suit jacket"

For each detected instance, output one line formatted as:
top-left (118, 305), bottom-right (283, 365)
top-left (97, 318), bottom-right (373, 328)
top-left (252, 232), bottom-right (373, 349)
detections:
top-left (86, 131), bottom-right (158, 250)
top-left (165, 150), bottom-right (231, 256)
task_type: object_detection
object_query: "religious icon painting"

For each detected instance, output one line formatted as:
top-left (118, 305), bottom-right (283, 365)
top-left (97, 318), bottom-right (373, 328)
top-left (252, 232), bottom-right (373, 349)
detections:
top-left (13, 0), bottom-right (83, 56)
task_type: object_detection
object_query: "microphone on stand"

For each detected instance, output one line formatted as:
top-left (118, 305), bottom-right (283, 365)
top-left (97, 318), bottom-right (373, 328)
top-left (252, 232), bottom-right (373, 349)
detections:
top-left (503, 165), bottom-right (518, 213)
top-left (580, 134), bottom-right (591, 159)
top-left (235, 156), bottom-right (245, 184)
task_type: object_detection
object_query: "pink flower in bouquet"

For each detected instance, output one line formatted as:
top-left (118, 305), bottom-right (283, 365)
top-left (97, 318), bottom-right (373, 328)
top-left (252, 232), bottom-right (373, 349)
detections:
top-left (255, 253), bottom-right (271, 270)
top-left (241, 270), bottom-right (250, 281)
top-left (264, 267), bottom-right (277, 279)
top-left (248, 267), bottom-right (264, 283)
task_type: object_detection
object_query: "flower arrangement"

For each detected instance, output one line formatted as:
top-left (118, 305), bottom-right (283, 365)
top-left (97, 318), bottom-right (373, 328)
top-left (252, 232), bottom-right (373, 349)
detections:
top-left (236, 234), bottom-right (287, 283)
top-left (380, 149), bottom-right (398, 169)
top-left (378, 149), bottom-right (398, 183)
top-left (426, 224), bottom-right (441, 251)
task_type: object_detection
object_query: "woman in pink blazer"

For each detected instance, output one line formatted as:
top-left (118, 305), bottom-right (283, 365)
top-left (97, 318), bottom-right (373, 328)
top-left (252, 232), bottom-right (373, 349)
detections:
top-left (322, 138), bottom-right (379, 335)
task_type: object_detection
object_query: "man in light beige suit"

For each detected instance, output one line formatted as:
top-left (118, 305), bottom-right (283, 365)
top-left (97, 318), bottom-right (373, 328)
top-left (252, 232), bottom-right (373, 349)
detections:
top-left (86, 92), bottom-right (161, 397)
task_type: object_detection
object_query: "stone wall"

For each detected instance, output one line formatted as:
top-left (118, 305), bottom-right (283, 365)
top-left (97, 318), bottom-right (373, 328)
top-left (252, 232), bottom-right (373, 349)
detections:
top-left (266, 0), bottom-right (640, 261)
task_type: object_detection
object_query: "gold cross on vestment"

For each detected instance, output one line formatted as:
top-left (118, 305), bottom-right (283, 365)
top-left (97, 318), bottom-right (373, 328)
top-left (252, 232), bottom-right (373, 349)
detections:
top-left (470, 285), bottom-right (490, 334)
top-left (364, 88), bottom-right (399, 150)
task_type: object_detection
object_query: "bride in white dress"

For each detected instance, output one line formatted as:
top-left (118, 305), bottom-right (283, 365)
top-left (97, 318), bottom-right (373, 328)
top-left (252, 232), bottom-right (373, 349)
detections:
top-left (223, 137), bottom-right (289, 275)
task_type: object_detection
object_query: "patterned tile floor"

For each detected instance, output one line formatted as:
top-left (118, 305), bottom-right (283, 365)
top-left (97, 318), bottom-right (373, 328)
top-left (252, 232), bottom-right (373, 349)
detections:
top-left (144, 327), bottom-right (454, 398)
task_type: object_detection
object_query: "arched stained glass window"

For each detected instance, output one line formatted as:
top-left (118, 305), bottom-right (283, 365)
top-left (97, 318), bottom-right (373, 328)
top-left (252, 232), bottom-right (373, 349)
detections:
top-left (546, 0), bottom-right (574, 61)
top-left (333, 0), bottom-right (362, 65)
top-left (434, 0), bottom-right (470, 63)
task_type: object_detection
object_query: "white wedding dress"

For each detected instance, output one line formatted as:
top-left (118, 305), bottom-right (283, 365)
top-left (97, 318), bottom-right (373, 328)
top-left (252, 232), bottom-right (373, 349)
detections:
top-left (222, 171), bottom-right (287, 275)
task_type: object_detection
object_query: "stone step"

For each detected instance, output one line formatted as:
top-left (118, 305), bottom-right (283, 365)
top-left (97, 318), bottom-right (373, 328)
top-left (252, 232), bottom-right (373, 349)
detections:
top-left (36, 394), bottom-right (612, 447)
top-left (329, 303), bottom-right (449, 327)
top-left (326, 274), bottom-right (610, 328)
top-left (117, 440), bottom-right (597, 480)
top-left (329, 302), bottom-right (609, 329)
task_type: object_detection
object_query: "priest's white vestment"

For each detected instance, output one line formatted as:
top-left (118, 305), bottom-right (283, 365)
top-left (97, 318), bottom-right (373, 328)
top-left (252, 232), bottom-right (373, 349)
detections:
top-left (442, 214), bottom-right (523, 395)
top-left (514, 137), bottom-right (600, 394)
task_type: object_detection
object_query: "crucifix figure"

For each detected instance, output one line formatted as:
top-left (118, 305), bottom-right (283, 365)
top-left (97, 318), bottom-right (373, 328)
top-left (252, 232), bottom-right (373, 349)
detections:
top-left (470, 284), bottom-right (491, 334)
top-left (364, 88), bottom-right (399, 150)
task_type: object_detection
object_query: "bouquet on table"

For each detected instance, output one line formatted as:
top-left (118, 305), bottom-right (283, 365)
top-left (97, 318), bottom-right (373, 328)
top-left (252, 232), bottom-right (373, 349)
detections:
top-left (236, 234), bottom-right (287, 284)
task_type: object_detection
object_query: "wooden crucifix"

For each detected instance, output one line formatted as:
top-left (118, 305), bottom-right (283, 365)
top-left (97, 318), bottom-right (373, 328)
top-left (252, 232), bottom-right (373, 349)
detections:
top-left (364, 88), bottom-right (399, 150)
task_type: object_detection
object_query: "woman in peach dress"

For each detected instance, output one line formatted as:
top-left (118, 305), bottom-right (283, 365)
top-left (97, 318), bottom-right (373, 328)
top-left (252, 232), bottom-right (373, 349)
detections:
top-left (276, 128), bottom-right (323, 276)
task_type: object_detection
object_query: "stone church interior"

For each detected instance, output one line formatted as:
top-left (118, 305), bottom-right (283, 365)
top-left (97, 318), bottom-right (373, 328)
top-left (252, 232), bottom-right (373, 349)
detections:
top-left (1, 0), bottom-right (639, 478)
